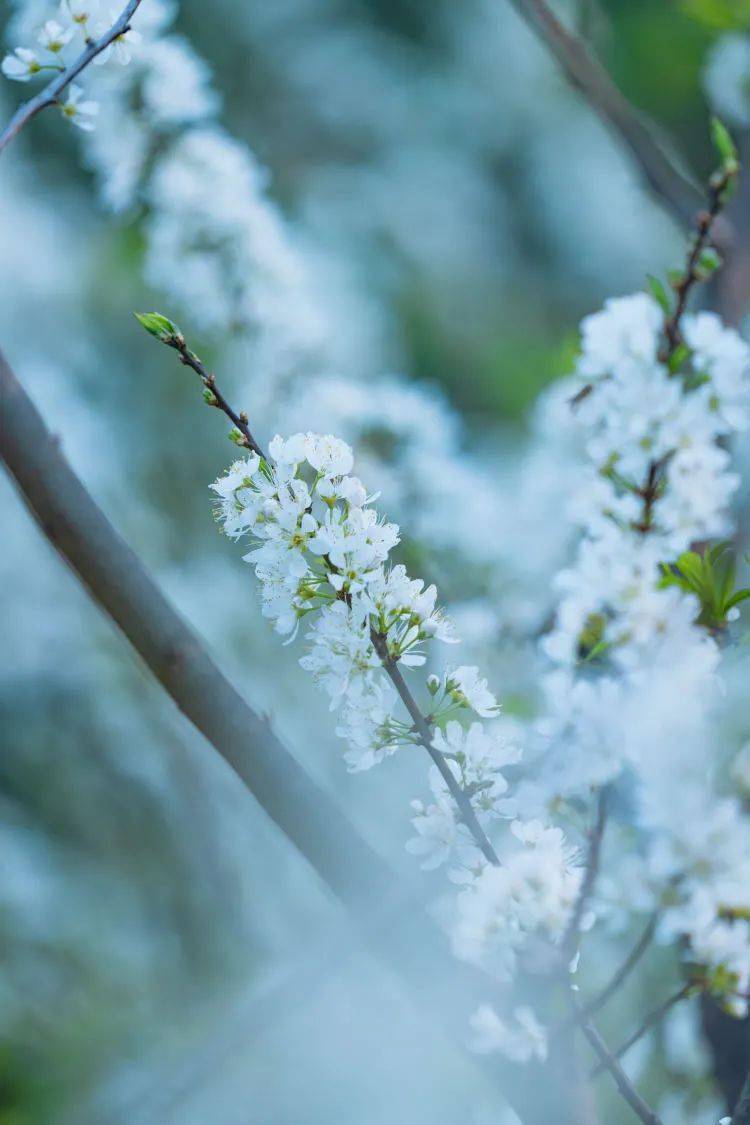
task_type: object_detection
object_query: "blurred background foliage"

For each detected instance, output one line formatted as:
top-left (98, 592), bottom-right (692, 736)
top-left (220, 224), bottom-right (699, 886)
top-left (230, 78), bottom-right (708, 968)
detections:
top-left (1, 0), bottom-right (748, 1122)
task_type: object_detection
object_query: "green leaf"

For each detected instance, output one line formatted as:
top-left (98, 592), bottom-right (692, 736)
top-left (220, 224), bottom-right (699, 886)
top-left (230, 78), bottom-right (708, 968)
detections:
top-left (696, 247), bottom-right (722, 279)
top-left (134, 311), bottom-right (182, 344)
top-left (668, 343), bottom-right (691, 374)
top-left (712, 116), bottom-right (738, 168)
top-left (675, 551), bottom-right (703, 586)
top-left (647, 274), bottom-right (671, 314)
top-left (661, 541), bottom-right (750, 630)
top-left (727, 588), bottom-right (750, 610)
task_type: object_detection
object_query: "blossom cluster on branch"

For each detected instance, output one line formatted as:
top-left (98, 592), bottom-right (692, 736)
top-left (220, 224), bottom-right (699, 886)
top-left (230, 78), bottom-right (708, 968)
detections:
top-left (2, 0), bottom-right (140, 131)
top-left (209, 427), bottom-right (582, 1036)
top-left (526, 274), bottom-right (750, 1016)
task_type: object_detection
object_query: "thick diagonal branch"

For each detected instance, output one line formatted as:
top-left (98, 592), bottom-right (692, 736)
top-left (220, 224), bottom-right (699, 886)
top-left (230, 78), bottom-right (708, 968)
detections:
top-left (505, 0), bottom-right (700, 224)
top-left (0, 345), bottom-right (389, 910)
top-left (0, 0), bottom-right (142, 155)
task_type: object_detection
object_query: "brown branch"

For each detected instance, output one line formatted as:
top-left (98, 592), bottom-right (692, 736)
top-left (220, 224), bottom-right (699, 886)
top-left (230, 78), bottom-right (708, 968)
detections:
top-left (631, 163), bottom-right (737, 537)
top-left (504, 0), bottom-right (700, 224)
top-left (0, 0), bottom-right (142, 155)
top-left (562, 786), bottom-right (608, 960)
top-left (570, 996), bottom-right (664, 1125)
top-left (584, 910), bottom-right (659, 1019)
top-left (662, 164), bottom-right (738, 359)
top-left (163, 330), bottom-right (501, 867)
top-left (590, 982), bottom-right (693, 1079)
top-left (370, 630), bottom-right (500, 865)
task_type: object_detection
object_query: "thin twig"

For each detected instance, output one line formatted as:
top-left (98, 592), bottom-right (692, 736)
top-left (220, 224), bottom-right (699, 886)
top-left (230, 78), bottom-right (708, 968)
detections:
top-left (632, 164), bottom-right (737, 537)
top-left (584, 910), bottom-right (660, 1019)
top-left (562, 786), bottom-right (608, 960)
top-left (504, 0), bottom-right (700, 224)
top-left (590, 982), bottom-right (693, 1079)
top-left (166, 333), bottom-right (501, 867)
top-left (370, 630), bottom-right (500, 865)
top-left (0, 0), bottom-right (142, 155)
top-left (662, 165), bottom-right (738, 360)
top-left (174, 341), bottom-right (265, 458)
top-left (570, 995), bottom-right (664, 1125)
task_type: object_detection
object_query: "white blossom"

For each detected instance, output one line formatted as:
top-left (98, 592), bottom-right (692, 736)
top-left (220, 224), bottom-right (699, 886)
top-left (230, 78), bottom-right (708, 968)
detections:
top-left (2, 47), bottom-right (42, 81)
top-left (37, 19), bottom-right (73, 54)
top-left (446, 665), bottom-right (500, 718)
top-left (59, 83), bottom-right (98, 131)
top-left (452, 821), bottom-right (581, 978)
top-left (92, 11), bottom-right (141, 66)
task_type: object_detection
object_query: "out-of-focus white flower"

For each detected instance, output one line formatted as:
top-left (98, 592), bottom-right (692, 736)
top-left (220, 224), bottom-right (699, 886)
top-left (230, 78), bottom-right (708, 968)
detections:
top-left (453, 821), bottom-right (581, 977)
top-left (61, 0), bottom-right (100, 29)
top-left (2, 47), bottom-right (42, 81)
top-left (92, 11), bottom-right (142, 66)
top-left (38, 20), bottom-right (74, 55)
top-left (469, 1004), bottom-right (548, 1063)
top-left (59, 84), bottom-right (98, 131)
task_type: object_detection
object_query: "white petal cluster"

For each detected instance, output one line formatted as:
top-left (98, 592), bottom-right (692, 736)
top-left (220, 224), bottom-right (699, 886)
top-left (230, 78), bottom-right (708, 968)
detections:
top-left (542, 295), bottom-right (748, 675)
top-left (453, 821), bottom-right (582, 979)
top-left (144, 128), bottom-right (323, 356)
top-left (536, 285), bottom-right (750, 1016)
top-left (1, 0), bottom-right (142, 132)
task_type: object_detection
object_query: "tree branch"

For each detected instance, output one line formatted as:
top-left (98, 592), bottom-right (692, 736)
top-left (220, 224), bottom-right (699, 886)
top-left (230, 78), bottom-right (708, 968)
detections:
top-left (662, 162), bottom-right (738, 358)
top-left (0, 0), bottom-right (142, 155)
top-left (562, 786), bottom-right (608, 960)
top-left (590, 981), bottom-right (693, 1079)
top-left (0, 345), bottom-right (391, 912)
top-left (570, 995), bottom-right (664, 1125)
top-left (584, 910), bottom-right (659, 1019)
top-left (504, 0), bottom-right (700, 224)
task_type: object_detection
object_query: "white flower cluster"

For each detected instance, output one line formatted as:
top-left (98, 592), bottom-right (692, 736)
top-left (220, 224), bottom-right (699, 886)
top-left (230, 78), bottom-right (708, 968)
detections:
top-left (212, 430), bottom-right (582, 1062)
top-left (453, 820), bottom-right (581, 980)
top-left (535, 288), bottom-right (750, 1015)
top-left (2, 0), bottom-right (141, 131)
top-left (144, 127), bottom-right (324, 355)
top-left (541, 293), bottom-right (747, 677)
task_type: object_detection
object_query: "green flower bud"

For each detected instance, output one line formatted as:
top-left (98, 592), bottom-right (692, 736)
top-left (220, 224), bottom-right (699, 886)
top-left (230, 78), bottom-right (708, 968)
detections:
top-left (134, 311), bottom-right (182, 344)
